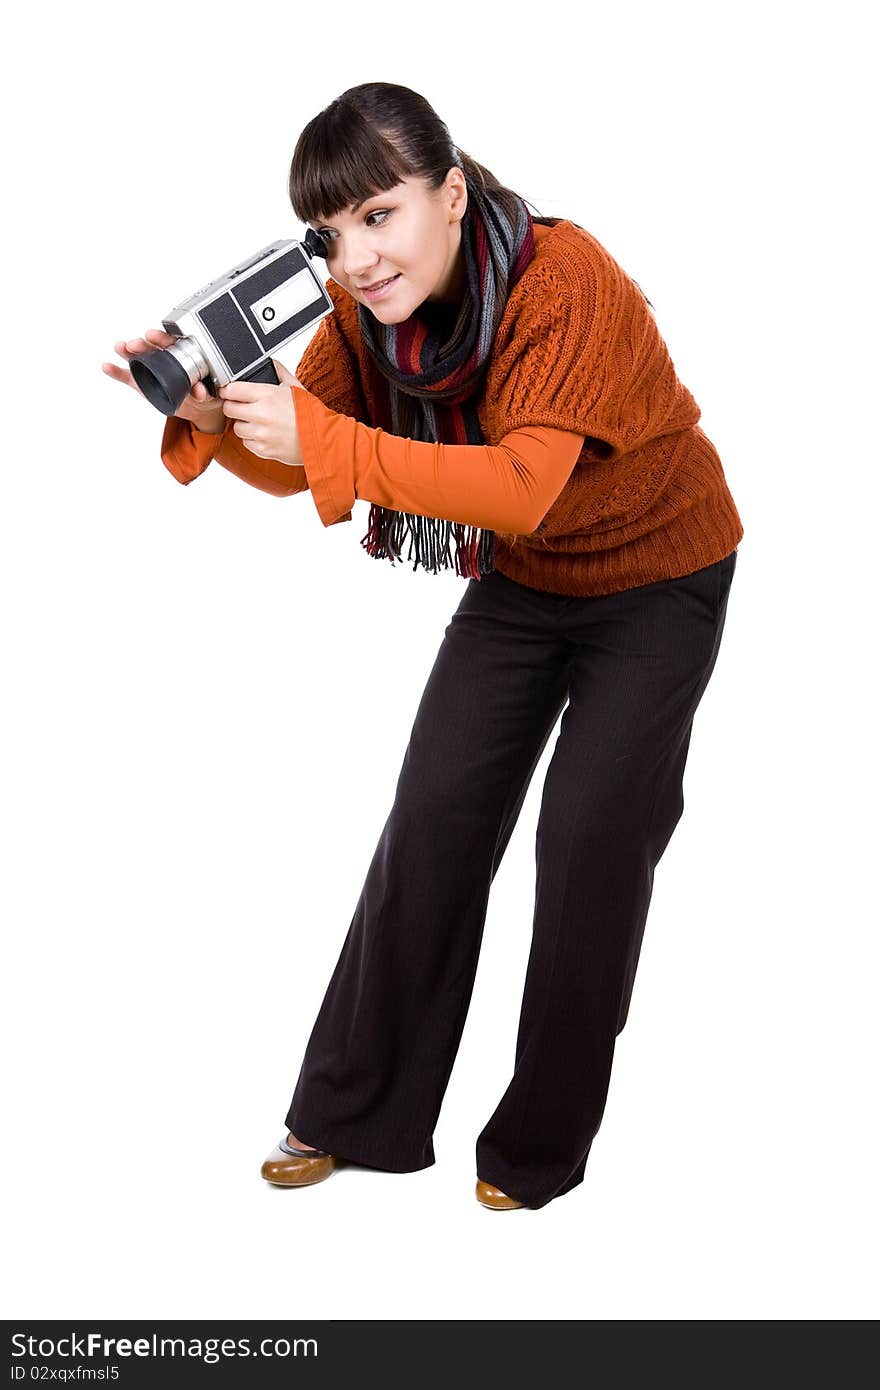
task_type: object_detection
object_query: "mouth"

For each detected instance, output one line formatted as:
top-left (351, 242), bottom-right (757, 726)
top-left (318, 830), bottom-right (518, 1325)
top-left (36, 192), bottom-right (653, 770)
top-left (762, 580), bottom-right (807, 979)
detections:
top-left (358, 274), bottom-right (401, 296)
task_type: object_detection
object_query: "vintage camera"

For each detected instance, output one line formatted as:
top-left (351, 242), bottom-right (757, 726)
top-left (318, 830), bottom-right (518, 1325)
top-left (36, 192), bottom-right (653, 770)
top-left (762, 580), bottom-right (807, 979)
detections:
top-left (129, 228), bottom-right (330, 416)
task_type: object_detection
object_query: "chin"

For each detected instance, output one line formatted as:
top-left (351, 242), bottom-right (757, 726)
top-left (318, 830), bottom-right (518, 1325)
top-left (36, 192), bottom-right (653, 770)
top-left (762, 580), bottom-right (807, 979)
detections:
top-left (370, 301), bottom-right (413, 325)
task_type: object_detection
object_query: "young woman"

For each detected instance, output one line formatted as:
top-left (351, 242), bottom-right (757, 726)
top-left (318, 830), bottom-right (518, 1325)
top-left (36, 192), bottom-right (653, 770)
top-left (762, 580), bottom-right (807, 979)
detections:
top-left (103, 82), bottom-right (743, 1211)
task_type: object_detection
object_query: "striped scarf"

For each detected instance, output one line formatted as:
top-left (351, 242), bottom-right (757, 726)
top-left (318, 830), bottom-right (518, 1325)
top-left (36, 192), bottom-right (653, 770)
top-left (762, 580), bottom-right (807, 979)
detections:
top-left (355, 174), bottom-right (536, 578)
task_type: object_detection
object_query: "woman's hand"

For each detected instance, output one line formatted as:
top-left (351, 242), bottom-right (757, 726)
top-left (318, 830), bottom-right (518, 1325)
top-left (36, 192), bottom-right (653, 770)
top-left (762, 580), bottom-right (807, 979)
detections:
top-left (101, 329), bottom-right (228, 432)
top-left (219, 360), bottom-right (305, 467)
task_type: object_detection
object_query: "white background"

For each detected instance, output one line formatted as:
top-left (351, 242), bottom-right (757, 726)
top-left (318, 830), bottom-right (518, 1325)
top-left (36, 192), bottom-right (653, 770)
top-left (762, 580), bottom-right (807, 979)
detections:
top-left (3, 0), bottom-right (876, 1322)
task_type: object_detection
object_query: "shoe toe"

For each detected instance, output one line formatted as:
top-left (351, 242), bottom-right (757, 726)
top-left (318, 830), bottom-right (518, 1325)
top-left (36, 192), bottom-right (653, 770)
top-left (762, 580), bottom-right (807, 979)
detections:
top-left (261, 1145), bottom-right (335, 1186)
top-left (475, 1178), bottom-right (525, 1209)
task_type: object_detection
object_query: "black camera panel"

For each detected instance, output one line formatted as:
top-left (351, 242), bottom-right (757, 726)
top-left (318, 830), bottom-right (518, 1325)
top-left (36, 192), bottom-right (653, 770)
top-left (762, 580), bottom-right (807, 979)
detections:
top-left (198, 298), bottom-right (260, 376)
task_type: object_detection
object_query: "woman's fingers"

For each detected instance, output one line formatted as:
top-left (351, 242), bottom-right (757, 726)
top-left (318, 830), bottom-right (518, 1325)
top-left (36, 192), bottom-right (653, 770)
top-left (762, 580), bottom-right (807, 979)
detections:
top-left (103, 331), bottom-right (170, 386)
top-left (111, 330), bottom-right (175, 359)
top-left (145, 328), bottom-right (177, 348)
top-left (102, 330), bottom-right (181, 393)
top-left (101, 361), bottom-right (138, 390)
top-left (271, 359), bottom-right (306, 391)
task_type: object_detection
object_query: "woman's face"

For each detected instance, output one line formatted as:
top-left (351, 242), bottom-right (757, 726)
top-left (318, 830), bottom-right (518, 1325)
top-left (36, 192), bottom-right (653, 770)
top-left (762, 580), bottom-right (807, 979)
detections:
top-left (309, 169), bottom-right (468, 322)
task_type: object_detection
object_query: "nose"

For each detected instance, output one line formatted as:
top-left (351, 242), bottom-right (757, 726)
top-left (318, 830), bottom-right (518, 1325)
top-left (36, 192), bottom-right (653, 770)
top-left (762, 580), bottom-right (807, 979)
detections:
top-left (341, 232), bottom-right (381, 282)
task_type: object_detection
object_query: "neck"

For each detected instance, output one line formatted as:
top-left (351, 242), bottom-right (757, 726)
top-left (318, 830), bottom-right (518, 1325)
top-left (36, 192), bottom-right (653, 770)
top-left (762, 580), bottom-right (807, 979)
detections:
top-left (427, 226), bottom-right (467, 307)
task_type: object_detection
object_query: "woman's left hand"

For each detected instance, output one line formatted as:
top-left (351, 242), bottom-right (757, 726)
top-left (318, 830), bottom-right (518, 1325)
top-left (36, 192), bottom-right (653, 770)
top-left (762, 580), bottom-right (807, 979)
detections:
top-left (219, 359), bottom-right (305, 467)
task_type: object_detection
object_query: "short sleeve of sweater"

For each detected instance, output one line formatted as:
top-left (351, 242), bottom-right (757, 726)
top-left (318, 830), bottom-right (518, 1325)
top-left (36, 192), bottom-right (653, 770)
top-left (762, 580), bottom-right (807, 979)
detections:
top-left (484, 237), bottom-right (701, 461)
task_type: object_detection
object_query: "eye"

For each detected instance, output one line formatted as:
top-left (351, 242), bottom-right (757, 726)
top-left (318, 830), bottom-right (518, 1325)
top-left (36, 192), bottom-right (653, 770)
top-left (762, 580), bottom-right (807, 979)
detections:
top-left (316, 209), bottom-right (391, 244)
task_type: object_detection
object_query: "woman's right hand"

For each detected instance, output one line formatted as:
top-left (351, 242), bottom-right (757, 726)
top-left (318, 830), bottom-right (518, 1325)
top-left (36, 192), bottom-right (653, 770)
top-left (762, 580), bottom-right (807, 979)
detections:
top-left (101, 329), bottom-right (227, 433)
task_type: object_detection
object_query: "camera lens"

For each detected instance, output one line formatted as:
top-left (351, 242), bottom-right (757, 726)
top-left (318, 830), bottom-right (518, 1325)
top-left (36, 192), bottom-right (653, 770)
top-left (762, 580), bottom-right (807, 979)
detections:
top-left (130, 349), bottom-right (195, 416)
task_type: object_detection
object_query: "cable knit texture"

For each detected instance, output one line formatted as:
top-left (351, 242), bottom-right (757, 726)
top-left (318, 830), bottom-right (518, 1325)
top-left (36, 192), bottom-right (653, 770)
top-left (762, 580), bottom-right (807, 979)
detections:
top-left (291, 219), bottom-right (742, 595)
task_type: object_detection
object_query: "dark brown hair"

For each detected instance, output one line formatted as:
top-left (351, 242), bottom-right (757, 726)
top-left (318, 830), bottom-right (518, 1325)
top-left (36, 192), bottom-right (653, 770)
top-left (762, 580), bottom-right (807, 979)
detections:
top-left (288, 81), bottom-right (553, 233)
top-left (288, 82), bottom-right (654, 311)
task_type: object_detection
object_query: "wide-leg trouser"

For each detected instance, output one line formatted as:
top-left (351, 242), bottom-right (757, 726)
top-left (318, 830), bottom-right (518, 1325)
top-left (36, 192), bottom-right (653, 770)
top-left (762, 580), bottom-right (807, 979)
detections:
top-left (285, 549), bottom-right (738, 1208)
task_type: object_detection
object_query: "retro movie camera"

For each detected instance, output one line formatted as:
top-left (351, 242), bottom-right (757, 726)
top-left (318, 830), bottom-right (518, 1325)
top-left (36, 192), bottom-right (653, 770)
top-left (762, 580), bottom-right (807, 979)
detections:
top-left (128, 228), bottom-right (330, 416)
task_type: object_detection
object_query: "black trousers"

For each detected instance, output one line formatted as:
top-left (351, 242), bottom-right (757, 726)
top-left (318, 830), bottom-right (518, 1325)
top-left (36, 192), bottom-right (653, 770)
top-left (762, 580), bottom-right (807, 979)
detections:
top-left (286, 549), bottom-right (738, 1208)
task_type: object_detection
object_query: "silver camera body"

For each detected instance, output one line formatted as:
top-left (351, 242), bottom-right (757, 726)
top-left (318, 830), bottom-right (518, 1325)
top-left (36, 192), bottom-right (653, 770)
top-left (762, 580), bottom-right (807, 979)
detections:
top-left (130, 232), bottom-right (331, 416)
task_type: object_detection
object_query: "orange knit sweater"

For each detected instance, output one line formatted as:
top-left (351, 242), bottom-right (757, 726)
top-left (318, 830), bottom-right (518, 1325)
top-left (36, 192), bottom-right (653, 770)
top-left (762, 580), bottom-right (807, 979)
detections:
top-left (160, 219), bottom-right (743, 596)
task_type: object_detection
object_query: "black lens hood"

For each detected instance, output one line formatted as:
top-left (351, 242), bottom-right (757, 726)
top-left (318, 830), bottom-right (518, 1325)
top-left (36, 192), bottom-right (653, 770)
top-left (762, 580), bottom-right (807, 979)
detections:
top-left (129, 349), bottom-right (194, 417)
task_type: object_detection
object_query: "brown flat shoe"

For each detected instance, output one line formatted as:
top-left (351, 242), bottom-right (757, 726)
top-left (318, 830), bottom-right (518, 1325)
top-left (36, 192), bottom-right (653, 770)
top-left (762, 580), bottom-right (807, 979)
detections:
top-left (475, 1178), bottom-right (525, 1210)
top-left (261, 1136), bottom-right (336, 1187)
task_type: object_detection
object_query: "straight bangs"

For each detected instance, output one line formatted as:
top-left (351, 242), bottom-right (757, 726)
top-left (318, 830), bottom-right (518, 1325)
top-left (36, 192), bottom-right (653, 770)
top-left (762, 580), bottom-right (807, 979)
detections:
top-left (289, 103), bottom-right (418, 226)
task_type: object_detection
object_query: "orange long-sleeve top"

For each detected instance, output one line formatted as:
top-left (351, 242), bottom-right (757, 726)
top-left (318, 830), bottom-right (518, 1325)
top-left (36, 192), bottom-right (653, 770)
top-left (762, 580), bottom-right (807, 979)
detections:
top-left (160, 393), bottom-right (586, 536)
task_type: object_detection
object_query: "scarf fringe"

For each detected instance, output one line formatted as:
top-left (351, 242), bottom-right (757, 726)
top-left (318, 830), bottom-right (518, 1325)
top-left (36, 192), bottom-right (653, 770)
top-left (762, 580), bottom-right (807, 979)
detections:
top-left (361, 504), bottom-right (495, 579)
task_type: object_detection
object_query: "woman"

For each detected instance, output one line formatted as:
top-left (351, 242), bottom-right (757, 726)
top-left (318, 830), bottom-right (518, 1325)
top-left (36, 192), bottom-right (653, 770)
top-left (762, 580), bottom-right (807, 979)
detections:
top-left (103, 82), bottom-right (743, 1211)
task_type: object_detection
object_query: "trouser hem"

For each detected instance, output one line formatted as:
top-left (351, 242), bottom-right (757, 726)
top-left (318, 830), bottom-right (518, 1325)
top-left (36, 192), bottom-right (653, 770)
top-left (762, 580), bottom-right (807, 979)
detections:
top-left (476, 1147), bottom-right (591, 1209)
top-left (284, 1110), bottom-right (435, 1175)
